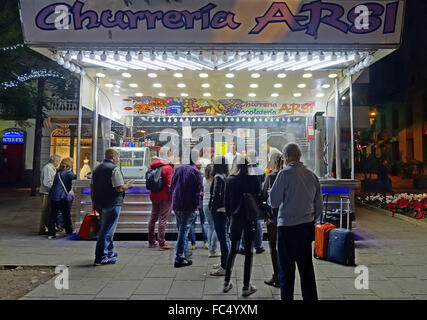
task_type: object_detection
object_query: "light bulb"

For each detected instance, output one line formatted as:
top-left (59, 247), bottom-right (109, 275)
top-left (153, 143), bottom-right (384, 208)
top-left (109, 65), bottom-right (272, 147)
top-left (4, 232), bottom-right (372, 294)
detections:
top-left (198, 51), bottom-right (203, 61)
top-left (235, 52), bottom-right (241, 61)
top-left (77, 51), bottom-right (83, 61)
top-left (271, 52), bottom-right (277, 61)
top-left (283, 52), bottom-right (289, 62)
top-left (69, 64), bottom-right (76, 72)
top-left (57, 57), bottom-right (65, 65)
top-left (319, 52), bottom-right (325, 61)
top-left (114, 52), bottom-right (120, 61)
top-left (174, 51), bottom-right (180, 60)
top-left (295, 52), bottom-right (301, 62)
top-left (222, 51), bottom-right (228, 62)
top-left (162, 52), bottom-right (168, 61)
top-left (100, 52), bottom-right (107, 61)
top-left (75, 66), bottom-right (81, 74)
top-left (186, 51), bottom-right (192, 61)
top-left (89, 51), bottom-right (95, 60)
top-left (126, 52), bottom-right (132, 62)
top-left (246, 52), bottom-right (253, 62)
top-left (259, 52), bottom-right (265, 61)
top-left (307, 52), bottom-right (313, 61)
top-left (138, 51), bottom-right (144, 61)
top-left (65, 51), bottom-right (72, 60)
top-left (150, 52), bottom-right (156, 61)
top-left (64, 61), bottom-right (71, 69)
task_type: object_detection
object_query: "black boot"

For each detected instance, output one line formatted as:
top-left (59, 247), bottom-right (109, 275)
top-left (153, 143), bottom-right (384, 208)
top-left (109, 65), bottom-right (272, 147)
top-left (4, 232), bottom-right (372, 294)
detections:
top-left (264, 274), bottom-right (280, 288)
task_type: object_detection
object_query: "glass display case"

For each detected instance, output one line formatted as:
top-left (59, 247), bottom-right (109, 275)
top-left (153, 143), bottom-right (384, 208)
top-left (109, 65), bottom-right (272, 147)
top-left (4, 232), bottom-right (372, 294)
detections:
top-left (112, 147), bottom-right (151, 179)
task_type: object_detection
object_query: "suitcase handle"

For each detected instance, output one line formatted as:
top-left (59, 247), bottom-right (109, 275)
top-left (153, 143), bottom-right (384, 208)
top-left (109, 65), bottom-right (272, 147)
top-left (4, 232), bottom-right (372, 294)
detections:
top-left (322, 194), bottom-right (329, 224)
top-left (340, 196), bottom-right (351, 229)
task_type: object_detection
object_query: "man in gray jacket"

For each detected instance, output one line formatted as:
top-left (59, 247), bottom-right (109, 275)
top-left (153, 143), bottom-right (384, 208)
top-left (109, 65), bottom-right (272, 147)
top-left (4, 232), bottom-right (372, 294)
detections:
top-left (39, 155), bottom-right (60, 235)
top-left (268, 143), bottom-right (322, 301)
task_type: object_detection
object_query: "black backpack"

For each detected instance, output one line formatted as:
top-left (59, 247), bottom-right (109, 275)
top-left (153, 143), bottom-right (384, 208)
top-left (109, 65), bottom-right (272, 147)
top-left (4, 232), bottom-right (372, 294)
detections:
top-left (145, 166), bottom-right (165, 192)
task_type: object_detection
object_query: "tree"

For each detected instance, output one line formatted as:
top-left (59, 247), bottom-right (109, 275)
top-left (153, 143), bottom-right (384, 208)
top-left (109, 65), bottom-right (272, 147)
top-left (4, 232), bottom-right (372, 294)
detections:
top-left (0, 0), bottom-right (78, 195)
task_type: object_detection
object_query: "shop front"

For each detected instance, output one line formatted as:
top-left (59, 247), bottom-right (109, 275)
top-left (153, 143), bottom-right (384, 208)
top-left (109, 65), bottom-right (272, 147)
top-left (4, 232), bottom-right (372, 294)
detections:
top-left (18, 0), bottom-right (405, 233)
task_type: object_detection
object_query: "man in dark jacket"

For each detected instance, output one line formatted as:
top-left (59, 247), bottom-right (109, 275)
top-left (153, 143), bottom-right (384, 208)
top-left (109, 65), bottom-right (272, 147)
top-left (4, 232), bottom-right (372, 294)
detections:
top-left (148, 147), bottom-right (174, 250)
top-left (170, 150), bottom-right (203, 268)
top-left (91, 149), bottom-right (135, 266)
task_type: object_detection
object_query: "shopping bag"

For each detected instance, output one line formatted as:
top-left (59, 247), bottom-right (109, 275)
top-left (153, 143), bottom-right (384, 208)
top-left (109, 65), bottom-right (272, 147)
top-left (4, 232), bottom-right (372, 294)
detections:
top-left (78, 210), bottom-right (100, 240)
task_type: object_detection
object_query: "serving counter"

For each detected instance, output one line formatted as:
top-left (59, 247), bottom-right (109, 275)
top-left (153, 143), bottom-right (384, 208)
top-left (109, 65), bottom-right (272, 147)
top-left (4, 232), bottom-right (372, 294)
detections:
top-left (72, 178), bottom-right (360, 234)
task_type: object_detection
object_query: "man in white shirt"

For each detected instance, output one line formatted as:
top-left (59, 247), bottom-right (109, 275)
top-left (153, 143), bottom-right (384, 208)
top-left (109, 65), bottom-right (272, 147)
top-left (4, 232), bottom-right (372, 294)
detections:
top-left (224, 142), bottom-right (242, 172)
top-left (39, 155), bottom-right (60, 235)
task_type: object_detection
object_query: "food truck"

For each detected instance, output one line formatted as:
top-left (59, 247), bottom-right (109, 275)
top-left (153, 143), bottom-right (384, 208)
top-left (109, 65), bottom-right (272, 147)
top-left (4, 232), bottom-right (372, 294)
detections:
top-left (18, 0), bottom-right (406, 233)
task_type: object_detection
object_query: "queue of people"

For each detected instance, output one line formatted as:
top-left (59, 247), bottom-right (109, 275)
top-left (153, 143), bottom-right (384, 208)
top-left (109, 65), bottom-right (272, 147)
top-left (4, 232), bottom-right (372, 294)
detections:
top-left (38, 142), bottom-right (322, 300)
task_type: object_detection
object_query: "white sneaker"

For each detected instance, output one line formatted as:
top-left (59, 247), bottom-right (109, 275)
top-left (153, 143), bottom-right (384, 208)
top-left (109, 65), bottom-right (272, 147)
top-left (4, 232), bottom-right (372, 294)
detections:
top-left (223, 281), bottom-right (233, 293)
top-left (211, 263), bottom-right (221, 269)
top-left (210, 267), bottom-right (225, 276)
top-left (242, 284), bottom-right (257, 297)
top-left (209, 252), bottom-right (221, 258)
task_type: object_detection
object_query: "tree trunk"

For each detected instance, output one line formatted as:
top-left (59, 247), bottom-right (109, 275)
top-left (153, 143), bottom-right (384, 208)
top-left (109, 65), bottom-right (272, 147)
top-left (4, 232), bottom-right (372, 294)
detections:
top-left (30, 78), bottom-right (45, 196)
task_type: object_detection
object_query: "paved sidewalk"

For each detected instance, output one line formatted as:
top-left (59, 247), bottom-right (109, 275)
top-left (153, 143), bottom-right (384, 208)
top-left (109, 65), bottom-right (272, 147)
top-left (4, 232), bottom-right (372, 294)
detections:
top-left (1, 188), bottom-right (427, 300)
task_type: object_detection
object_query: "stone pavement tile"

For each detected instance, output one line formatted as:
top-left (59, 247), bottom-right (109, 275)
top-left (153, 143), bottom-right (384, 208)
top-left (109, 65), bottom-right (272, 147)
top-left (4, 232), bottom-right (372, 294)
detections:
top-left (390, 278), bottom-right (427, 295)
top-left (190, 256), bottom-right (210, 267)
top-left (155, 253), bottom-right (175, 265)
top-left (130, 295), bottom-right (167, 300)
top-left (329, 278), bottom-right (375, 296)
top-left (168, 280), bottom-right (205, 299)
top-left (146, 265), bottom-right (178, 278)
top-left (343, 294), bottom-right (379, 300)
top-left (236, 266), bottom-right (267, 280)
top-left (404, 266), bottom-right (427, 280)
top-left (316, 264), bottom-right (356, 278)
top-left (96, 280), bottom-right (140, 299)
top-left (114, 266), bottom-right (150, 280)
top-left (356, 254), bottom-right (392, 266)
top-left (19, 297), bottom-right (57, 300)
top-left (58, 295), bottom-right (95, 300)
top-left (235, 280), bottom-right (273, 299)
top-left (127, 256), bottom-right (159, 266)
top-left (176, 266), bottom-right (207, 281)
top-left (203, 278), bottom-right (238, 296)
top-left (25, 284), bottom-right (64, 298)
top-left (369, 280), bottom-right (413, 299)
top-left (65, 278), bottom-right (109, 295)
top-left (134, 278), bottom-right (173, 295)
top-left (316, 280), bottom-right (345, 299)
top-left (413, 295), bottom-right (427, 300)
top-left (68, 266), bottom-right (97, 280)
top-left (136, 248), bottom-right (166, 256)
top-left (203, 295), bottom-right (239, 300)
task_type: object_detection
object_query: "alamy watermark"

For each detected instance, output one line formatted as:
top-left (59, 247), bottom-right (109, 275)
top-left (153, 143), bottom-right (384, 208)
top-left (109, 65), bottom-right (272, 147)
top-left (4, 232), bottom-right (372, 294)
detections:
top-left (54, 265), bottom-right (69, 290)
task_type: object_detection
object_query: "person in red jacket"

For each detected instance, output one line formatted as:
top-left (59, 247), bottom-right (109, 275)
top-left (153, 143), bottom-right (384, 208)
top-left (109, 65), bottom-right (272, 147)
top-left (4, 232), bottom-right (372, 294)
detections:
top-left (148, 147), bottom-right (174, 250)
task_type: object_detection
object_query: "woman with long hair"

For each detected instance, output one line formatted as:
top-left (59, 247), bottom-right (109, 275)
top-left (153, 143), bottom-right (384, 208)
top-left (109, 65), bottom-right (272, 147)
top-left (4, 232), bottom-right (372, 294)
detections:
top-left (47, 157), bottom-right (77, 239)
top-left (203, 164), bottom-right (219, 257)
top-left (223, 155), bottom-right (261, 297)
top-left (261, 152), bottom-right (284, 288)
top-left (208, 156), bottom-right (230, 276)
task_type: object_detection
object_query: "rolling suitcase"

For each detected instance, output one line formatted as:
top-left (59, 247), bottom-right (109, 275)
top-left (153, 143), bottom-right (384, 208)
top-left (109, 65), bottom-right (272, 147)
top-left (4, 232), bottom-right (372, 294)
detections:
top-left (314, 223), bottom-right (336, 259)
top-left (327, 196), bottom-right (355, 266)
top-left (314, 194), bottom-right (336, 259)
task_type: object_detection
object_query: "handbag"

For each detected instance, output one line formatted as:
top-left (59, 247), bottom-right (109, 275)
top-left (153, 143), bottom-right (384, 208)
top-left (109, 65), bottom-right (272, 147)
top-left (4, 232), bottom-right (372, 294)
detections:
top-left (58, 171), bottom-right (75, 201)
top-left (78, 210), bottom-right (100, 240)
top-left (242, 193), bottom-right (268, 221)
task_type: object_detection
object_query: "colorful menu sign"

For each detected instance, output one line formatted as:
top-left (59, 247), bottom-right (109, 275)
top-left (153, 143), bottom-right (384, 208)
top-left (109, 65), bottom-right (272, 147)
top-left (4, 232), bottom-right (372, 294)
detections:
top-left (2, 130), bottom-right (24, 145)
top-left (124, 96), bottom-right (316, 117)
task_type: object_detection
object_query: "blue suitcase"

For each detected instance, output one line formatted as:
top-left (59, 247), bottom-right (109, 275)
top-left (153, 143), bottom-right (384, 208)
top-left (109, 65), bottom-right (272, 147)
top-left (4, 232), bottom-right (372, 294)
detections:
top-left (327, 197), bottom-right (355, 266)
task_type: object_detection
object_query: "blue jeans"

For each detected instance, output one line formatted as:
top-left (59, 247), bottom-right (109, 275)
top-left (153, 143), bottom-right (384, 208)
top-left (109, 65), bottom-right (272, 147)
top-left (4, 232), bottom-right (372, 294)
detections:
top-left (95, 206), bottom-right (121, 262)
top-left (189, 206), bottom-right (208, 245)
top-left (240, 220), bottom-right (264, 250)
top-left (175, 211), bottom-right (196, 260)
top-left (203, 205), bottom-right (218, 253)
top-left (212, 211), bottom-right (230, 269)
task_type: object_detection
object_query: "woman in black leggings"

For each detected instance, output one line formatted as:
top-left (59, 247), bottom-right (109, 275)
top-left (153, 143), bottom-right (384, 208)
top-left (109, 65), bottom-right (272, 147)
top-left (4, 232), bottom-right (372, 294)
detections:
top-left (223, 155), bottom-right (261, 297)
top-left (261, 152), bottom-right (283, 288)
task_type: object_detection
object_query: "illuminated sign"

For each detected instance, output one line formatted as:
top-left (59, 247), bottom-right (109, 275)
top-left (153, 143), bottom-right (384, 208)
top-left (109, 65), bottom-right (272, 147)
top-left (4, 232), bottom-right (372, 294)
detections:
top-left (19, 0), bottom-right (405, 47)
top-left (1, 130), bottom-right (24, 145)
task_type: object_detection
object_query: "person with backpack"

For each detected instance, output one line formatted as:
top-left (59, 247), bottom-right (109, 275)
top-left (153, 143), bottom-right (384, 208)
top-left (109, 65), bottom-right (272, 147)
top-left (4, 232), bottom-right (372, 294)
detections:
top-left (146, 147), bottom-right (174, 250)
top-left (260, 152), bottom-right (284, 288)
top-left (209, 156), bottom-right (230, 276)
top-left (223, 155), bottom-right (261, 297)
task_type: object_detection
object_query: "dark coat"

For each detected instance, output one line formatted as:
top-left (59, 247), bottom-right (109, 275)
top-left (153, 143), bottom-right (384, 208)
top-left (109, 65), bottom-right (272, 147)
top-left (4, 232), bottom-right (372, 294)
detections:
top-left (225, 175), bottom-right (261, 217)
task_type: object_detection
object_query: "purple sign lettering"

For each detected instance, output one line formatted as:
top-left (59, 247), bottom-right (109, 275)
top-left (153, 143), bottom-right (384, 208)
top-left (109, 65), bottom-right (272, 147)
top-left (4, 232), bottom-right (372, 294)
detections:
top-left (34, 0), bottom-right (400, 37)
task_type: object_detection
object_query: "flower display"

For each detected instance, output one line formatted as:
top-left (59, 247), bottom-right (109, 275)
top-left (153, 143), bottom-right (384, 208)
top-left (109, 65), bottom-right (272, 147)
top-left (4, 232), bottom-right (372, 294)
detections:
top-left (357, 193), bottom-right (427, 219)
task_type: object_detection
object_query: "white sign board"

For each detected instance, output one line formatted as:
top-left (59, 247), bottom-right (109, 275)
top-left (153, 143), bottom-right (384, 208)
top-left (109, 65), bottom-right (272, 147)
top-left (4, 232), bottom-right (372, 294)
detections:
top-left (19, 0), bottom-right (405, 48)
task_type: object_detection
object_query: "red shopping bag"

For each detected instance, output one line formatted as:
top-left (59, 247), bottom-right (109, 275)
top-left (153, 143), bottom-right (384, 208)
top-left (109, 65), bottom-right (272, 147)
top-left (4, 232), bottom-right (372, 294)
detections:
top-left (78, 210), bottom-right (100, 240)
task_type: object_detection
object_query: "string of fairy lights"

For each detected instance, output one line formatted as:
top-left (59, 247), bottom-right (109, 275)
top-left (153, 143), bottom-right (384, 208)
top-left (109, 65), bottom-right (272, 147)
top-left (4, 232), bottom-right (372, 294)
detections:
top-left (0, 43), bottom-right (25, 52)
top-left (0, 69), bottom-right (65, 91)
